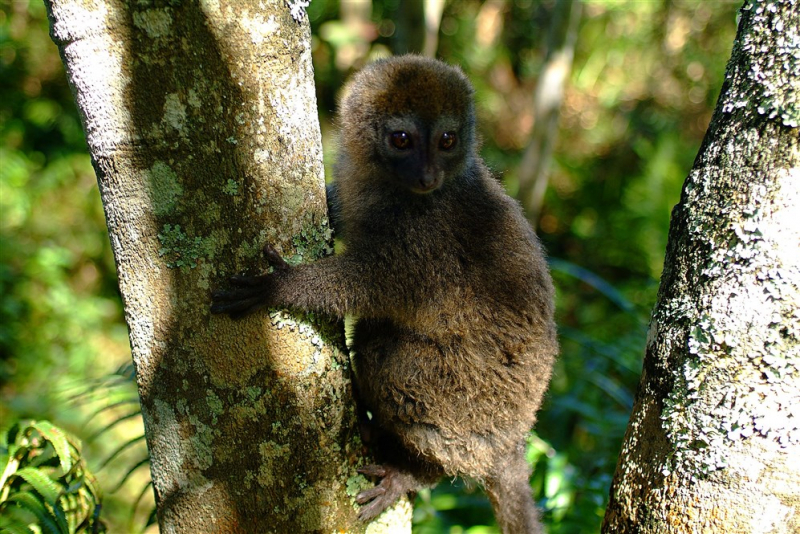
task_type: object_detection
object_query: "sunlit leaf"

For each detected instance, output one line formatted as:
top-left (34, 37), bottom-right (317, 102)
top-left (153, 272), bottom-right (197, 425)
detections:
top-left (98, 434), bottom-right (146, 471)
top-left (29, 421), bottom-right (74, 476)
top-left (86, 411), bottom-right (142, 443)
top-left (5, 492), bottom-right (62, 534)
top-left (109, 457), bottom-right (150, 494)
top-left (13, 468), bottom-right (62, 506)
top-left (0, 516), bottom-right (36, 534)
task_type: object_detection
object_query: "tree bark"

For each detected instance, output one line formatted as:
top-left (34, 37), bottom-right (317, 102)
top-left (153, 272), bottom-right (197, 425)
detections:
top-left (603, 1), bottom-right (799, 533)
top-left (45, 1), bottom-right (411, 532)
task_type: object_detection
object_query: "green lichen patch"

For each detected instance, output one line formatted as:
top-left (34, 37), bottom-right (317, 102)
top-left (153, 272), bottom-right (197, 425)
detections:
top-left (222, 179), bottom-right (239, 196)
top-left (345, 473), bottom-right (372, 499)
top-left (146, 160), bottom-right (183, 217)
top-left (257, 440), bottom-right (292, 488)
top-left (188, 418), bottom-right (216, 471)
top-left (132, 8), bottom-right (173, 39)
top-left (234, 237), bottom-right (265, 264)
top-left (206, 389), bottom-right (224, 424)
top-left (162, 93), bottom-right (187, 133)
top-left (245, 386), bottom-right (262, 402)
top-left (157, 223), bottom-right (213, 269)
top-left (286, 218), bottom-right (334, 266)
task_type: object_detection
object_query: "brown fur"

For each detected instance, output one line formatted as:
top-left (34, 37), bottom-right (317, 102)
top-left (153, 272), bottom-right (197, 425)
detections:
top-left (212, 55), bottom-right (558, 533)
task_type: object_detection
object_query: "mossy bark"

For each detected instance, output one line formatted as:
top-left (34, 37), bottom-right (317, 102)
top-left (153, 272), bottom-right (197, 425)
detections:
top-left (45, 1), bottom-right (411, 531)
top-left (603, 1), bottom-right (800, 532)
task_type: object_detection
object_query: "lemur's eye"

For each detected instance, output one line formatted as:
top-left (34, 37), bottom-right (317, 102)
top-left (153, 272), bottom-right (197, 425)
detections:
top-left (439, 131), bottom-right (457, 150)
top-left (390, 131), bottom-right (412, 150)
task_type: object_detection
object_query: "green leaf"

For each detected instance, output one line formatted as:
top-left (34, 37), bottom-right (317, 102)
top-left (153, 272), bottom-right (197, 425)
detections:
top-left (0, 451), bottom-right (19, 491)
top-left (0, 518), bottom-right (36, 534)
top-left (74, 503), bottom-right (103, 534)
top-left (130, 480), bottom-right (153, 524)
top-left (5, 492), bottom-right (63, 534)
top-left (3, 423), bottom-right (24, 448)
top-left (109, 457), bottom-right (149, 493)
top-left (87, 410), bottom-right (141, 442)
top-left (13, 468), bottom-right (62, 506)
top-left (49, 499), bottom-right (71, 534)
top-left (98, 434), bottom-right (146, 471)
top-left (84, 398), bottom-right (140, 429)
top-left (29, 422), bottom-right (74, 476)
top-left (81, 473), bottom-right (103, 505)
top-left (0, 504), bottom-right (37, 534)
top-left (24, 446), bottom-right (57, 470)
top-left (549, 258), bottom-right (637, 314)
top-left (144, 506), bottom-right (158, 528)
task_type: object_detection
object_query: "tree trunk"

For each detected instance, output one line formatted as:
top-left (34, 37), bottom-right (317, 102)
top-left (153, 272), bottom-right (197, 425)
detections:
top-left (45, 1), bottom-right (411, 532)
top-left (517, 0), bottom-right (581, 225)
top-left (603, 1), bottom-right (799, 533)
top-left (422, 0), bottom-right (445, 58)
top-left (390, 0), bottom-right (425, 55)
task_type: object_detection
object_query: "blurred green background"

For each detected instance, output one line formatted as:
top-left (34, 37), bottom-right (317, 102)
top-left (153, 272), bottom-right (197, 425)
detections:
top-left (1, 0), bottom-right (740, 532)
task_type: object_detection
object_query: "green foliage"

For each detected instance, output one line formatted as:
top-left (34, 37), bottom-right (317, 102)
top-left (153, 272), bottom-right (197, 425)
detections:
top-left (0, 0), bottom-right (128, 412)
top-left (0, 420), bottom-right (105, 534)
top-left (66, 365), bottom-right (153, 533)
